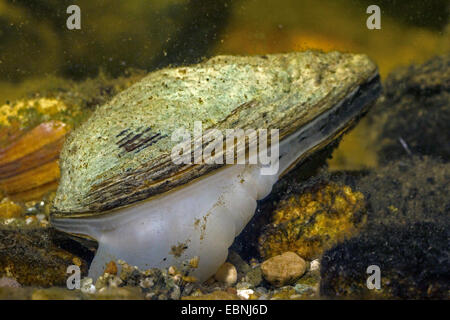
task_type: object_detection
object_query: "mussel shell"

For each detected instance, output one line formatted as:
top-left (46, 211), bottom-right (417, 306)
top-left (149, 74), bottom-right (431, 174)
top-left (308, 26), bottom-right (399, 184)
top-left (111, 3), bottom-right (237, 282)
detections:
top-left (0, 121), bottom-right (68, 198)
top-left (52, 51), bottom-right (378, 217)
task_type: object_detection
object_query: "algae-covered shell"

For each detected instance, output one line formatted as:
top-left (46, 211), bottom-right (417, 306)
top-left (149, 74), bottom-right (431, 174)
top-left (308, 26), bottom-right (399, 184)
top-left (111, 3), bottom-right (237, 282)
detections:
top-left (51, 51), bottom-right (380, 280)
top-left (52, 51), bottom-right (377, 217)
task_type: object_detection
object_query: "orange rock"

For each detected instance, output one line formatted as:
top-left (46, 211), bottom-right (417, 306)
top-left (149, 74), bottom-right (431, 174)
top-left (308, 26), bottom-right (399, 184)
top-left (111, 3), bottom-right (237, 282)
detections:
top-left (104, 261), bottom-right (118, 275)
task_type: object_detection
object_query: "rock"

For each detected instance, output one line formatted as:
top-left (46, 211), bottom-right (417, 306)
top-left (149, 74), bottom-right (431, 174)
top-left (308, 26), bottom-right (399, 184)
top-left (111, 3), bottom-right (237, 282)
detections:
top-left (237, 288), bottom-right (254, 300)
top-left (355, 157), bottom-right (449, 229)
top-left (0, 277), bottom-right (21, 288)
top-left (294, 283), bottom-right (315, 296)
top-left (261, 252), bottom-right (307, 287)
top-left (310, 259), bottom-right (320, 271)
top-left (270, 286), bottom-right (297, 300)
top-left (243, 266), bottom-right (263, 287)
top-left (259, 182), bottom-right (366, 260)
top-left (183, 290), bottom-right (241, 300)
top-left (369, 54), bottom-right (450, 163)
top-left (214, 262), bottom-right (237, 285)
top-left (236, 281), bottom-right (252, 290)
top-left (104, 261), bottom-right (118, 275)
top-left (80, 278), bottom-right (96, 294)
top-left (0, 227), bottom-right (88, 287)
top-left (321, 221), bottom-right (449, 299)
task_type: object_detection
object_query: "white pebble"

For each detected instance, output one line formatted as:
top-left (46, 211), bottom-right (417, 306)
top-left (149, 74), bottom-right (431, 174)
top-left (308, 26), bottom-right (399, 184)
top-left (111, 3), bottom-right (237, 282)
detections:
top-left (80, 277), bottom-right (96, 294)
top-left (237, 289), bottom-right (254, 299)
top-left (310, 259), bottom-right (320, 271)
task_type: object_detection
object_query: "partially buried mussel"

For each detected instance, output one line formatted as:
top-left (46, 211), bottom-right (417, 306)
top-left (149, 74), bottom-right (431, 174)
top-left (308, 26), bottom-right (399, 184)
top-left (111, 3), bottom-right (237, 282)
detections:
top-left (50, 51), bottom-right (381, 280)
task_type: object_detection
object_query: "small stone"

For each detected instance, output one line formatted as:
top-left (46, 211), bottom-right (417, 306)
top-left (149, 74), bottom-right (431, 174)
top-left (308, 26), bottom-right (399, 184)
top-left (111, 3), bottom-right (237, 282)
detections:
top-left (261, 252), bottom-right (306, 287)
top-left (104, 261), bottom-right (118, 275)
top-left (214, 262), bottom-right (237, 285)
top-left (170, 285), bottom-right (181, 300)
top-left (25, 216), bottom-right (37, 225)
top-left (139, 277), bottom-right (154, 289)
top-left (168, 265), bottom-right (177, 275)
top-left (236, 281), bottom-right (252, 290)
top-left (255, 287), bottom-right (268, 295)
top-left (237, 288), bottom-right (254, 299)
top-left (108, 275), bottom-right (123, 288)
top-left (310, 259), bottom-right (320, 271)
top-left (72, 257), bottom-right (82, 267)
top-left (294, 283), bottom-right (314, 295)
top-left (80, 278), bottom-right (96, 294)
top-left (270, 286), bottom-right (297, 300)
top-left (243, 266), bottom-right (262, 287)
top-left (0, 277), bottom-right (21, 288)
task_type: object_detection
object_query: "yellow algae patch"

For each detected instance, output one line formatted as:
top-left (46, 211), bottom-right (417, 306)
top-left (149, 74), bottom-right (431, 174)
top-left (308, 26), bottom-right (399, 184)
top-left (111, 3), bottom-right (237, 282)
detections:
top-left (259, 182), bottom-right (366, 260)
top-left (0, 98), bottom-right (72, 128)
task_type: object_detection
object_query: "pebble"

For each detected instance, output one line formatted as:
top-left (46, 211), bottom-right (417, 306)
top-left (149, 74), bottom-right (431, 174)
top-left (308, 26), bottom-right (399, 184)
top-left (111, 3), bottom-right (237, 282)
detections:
top-left (104, 261), bottom-right (118, 275)
top-left (243, 265), bottom-right (262, 287)
top-left (236, 281), bottom-right (252, 290)
top-left (214, 262), bottom-right (237, 285)
top-left (294, 283), bottom-right (314, 295)
top-left (0, 277), bottom-right (21, 288)
top-left (80, 277), bottom-right (96, 294)
top-left (310, 259), bottom-right (320, 271)
top-left (261, 252), bottom-right (307, 287)
top-left (237, 288), bottom-right (254, 299)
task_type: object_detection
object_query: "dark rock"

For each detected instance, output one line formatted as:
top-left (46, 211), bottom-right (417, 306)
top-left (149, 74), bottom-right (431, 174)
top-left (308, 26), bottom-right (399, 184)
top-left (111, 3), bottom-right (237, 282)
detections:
top-left (320, 221), bottom-right (449, 299)
top-left (320, 157), bottom-right (449, 299)
top-left (369, 54), bottom-right (450, 163)
top-left (0, 226), bottom-right (88, 287)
